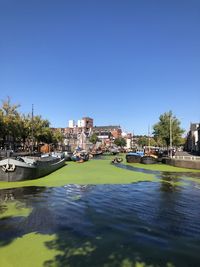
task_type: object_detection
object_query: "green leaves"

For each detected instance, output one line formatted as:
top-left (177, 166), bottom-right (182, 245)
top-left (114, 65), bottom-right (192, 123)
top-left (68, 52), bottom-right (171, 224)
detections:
top-left (114, 137), bottom-right (126, 147)
top-left (153, 111), bottom-right (184, 147)
top-left (0, 98), bottom-right (61, 149)
top-left (89, 133), bottom-right (99, 144)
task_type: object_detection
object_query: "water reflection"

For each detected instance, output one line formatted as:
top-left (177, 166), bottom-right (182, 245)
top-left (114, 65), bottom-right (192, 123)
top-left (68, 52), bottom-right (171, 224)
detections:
top-left (0, 187), bottom-right (47, 246)
top-left (113, 162), bottom-right (160, 175)
top-left (115, 162), bottom-right (200, 178)
top-left (114, 163), bottom-right (200, 192)
top-left (0, 183), bottom-right (200, 266)
top-left (0, 187), bottom-right (45, 202)
top-left (159, 173), bottom-right (182, 192)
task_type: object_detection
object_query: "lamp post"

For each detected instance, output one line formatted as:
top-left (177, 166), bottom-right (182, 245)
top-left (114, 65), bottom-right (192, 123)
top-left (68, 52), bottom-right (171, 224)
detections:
top-left (169, 115), bottom-right (172, 158)
top-left (148, 125), bottom-right (151, 155)
top-left (31, 104), bottom-right (34, 153)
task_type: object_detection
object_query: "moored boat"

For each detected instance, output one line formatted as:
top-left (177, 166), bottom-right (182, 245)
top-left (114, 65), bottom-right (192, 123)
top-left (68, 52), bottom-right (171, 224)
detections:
top-left (71, 150), bottom-right (89, 162)
top-left (0, 154), bottom-right (65, 182)
top-left (140, 155), bottom-right (157, 164)
top-left (112, 157), bottom-right (123, 164)
top-left (63, 151), bottom-right (73, 161)
top-left (126, 151), bottom-right (144, 163)
top-left (91, 150), bottom-right (103, 156)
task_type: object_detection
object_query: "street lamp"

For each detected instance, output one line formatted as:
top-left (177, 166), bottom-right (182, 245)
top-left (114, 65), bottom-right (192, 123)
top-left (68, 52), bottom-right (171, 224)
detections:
top-left (31, 104), bottom-right (34, 153)
top-left (169, 115), bottom-right (173, 158)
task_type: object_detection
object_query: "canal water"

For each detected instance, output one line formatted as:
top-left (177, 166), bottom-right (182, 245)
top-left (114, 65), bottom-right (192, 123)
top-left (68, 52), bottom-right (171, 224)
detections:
top-left (0, 176), bottom-right (200, 266)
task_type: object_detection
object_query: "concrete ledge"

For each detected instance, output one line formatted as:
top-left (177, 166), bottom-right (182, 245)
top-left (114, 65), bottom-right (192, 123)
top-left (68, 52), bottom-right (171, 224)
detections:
top-left (165, 158), bottom-right (200, 170)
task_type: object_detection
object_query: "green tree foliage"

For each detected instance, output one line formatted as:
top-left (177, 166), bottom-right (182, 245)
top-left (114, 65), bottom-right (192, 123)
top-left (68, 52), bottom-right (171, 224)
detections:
top-left (138, 136), bottom-right (148, 147)
top-left (0, 98), bottom-right (63, 150)
top-left (138, 136), bottom-right (157, 147)
top-left (153, 111), bottom-right (184, 147)
top-left (52, 130), bottom-right (64, 145)
top-left (0, 109), bottom-right (5, 141)
top-left (89, 133), bottom-right (99, 144)
top-left (114, 137), bottom-right (126, 147)
top-left (32, 115), bottom-right (50, 143)
top-left (0, 97), bottom-right (21, 147)
top-left (1, 96), bottom-right (20, 116)
top-left (18, 114), bottom-right (32, 145)
top-left (179, 136), bottom-right (186, 146)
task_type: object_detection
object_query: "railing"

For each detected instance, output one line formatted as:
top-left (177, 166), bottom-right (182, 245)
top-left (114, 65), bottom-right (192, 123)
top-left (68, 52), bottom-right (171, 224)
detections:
top-left (173, 156), bottom-right (200, 161)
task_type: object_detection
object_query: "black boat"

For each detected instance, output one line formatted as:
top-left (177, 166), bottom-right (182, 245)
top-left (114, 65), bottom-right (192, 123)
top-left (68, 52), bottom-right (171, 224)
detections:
top-left (126, 151), bottom-right (144, 163)
top-left (0, 154), bottom-right (65, 182)
top-left (91, 150), bottom-right (103, 156)
top-left (140, 155), bottom-right (157, 164)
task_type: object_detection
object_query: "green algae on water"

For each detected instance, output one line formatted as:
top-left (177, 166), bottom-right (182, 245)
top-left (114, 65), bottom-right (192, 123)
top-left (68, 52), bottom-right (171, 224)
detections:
top-left (0, 160), bottom-right (156, 189)
top-left (0, 200), bottom-right (32, 219)
top-left (0, 232), bottom-right (60, 267)
top-left (126, 162), bottom-right (200, 172)
top-left (0, 157), bottom-right (199, 190)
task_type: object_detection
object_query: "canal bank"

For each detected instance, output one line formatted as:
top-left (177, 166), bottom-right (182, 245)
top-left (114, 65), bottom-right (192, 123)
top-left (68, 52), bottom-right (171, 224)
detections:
top-left (165, 157), bottom-right (200, 170)
top-left (0, 155), bottom-right (200, 190)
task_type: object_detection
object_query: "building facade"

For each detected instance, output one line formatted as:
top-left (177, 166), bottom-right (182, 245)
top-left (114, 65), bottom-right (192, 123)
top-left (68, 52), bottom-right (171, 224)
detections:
top-left (52, 117), bottom-right (123, 151)
top-left (185, 123), bottom-right (199, 153)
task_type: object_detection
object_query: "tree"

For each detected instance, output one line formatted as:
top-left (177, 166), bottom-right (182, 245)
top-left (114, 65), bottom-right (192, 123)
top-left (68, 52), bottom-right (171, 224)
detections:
top-left (138, 136), bottom-right (148, 147)
top-left (1, 96), bottom-right (20, 116)
top-left (0, 110), bottom-right (5, 147)
top-left (114, 137), bottom-right (126, 147)
top-left (0, 97), bottom-right (66, 151)
top-left (89, 133), bottom-right (99, 144)
top-left (0, 97), bottom-right (21, 149)
top-left (33, 115), bottom-right (50, 143)
top-left (153, 111), bottom-right (184, 148)
top-left (18, 114), bottom-right (32, 149)
top-left (138, 136), bottom-right (157, 149)
top-left (52, 129), bottom-right (64, 145)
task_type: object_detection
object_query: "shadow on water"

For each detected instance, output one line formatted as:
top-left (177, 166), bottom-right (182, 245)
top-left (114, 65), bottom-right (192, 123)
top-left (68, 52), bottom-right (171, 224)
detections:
top-left (113, 162), bottom-right (200, 178)
top-left (43, 183), bottom-right (200, 267)
top-left (111, 162), bottom-right (160, 175)
top-left (0, 185), bottom-right (95, 247)
top-left (1, 182), bottom-right (200, 266)
top-left (0, 186), bottom-right (48, 246)
top-left (112, 162), bottom-right (200, 192)
top-left (159, 173), bottom-right (181, 192)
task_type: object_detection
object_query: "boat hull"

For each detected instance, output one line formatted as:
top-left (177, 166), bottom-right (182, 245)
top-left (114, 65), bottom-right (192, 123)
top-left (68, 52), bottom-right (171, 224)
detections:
top-left (140, 156), bottom-right (157, 164)
top-left (126, 154), bottom-right (142, 163)
top-left (71, 152), bottom-right (89, 162)
top-left (0, 157), bottom-right (65, 182)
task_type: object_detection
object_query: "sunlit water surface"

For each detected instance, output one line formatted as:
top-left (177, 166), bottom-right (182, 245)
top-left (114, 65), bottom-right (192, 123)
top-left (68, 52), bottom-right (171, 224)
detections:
top-left (1, 175), bottom-right (200, 267)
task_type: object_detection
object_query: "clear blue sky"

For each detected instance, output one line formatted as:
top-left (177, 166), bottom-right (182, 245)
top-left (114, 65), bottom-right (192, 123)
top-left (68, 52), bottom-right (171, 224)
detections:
top-left (0, 0), bottom-right (200, 135)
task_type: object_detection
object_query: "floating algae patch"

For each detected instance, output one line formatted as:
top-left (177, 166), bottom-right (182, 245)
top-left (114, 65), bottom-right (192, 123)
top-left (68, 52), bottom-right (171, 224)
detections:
top-left (0, 187), bottom-right (44, 218)
top-left (0, 232), bottom-right (60, 267)
top-left (126, 163), bottom-right (200, 173)
top-left (0, 158), bottom-right (199, 190)
top-left (0, 201), bottom-right (32, 219)
top-left (0, 159), bottom-right (156, 190)
top-left (0, 183), bottom-right (199, 266)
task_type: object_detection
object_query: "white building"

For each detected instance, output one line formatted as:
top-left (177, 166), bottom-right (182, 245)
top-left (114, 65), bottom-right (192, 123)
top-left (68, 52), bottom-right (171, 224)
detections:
top-left (126, 138), bottom-right (132, 149)
top-left (68, 120), bottom-right (75, 128)
top-left (77, 119), bottom-right (85, 128)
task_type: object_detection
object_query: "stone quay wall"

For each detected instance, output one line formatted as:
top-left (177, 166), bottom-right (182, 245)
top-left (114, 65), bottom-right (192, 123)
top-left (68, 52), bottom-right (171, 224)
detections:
top-left (165, 158), bottom-right (200, 170)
